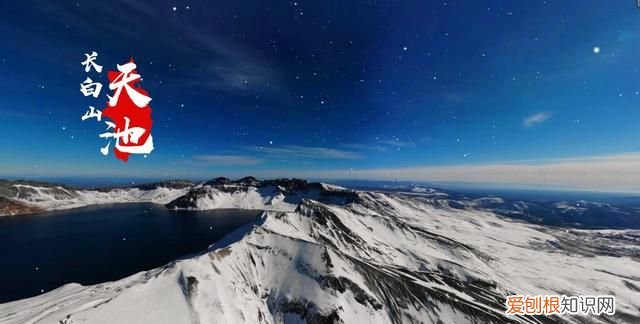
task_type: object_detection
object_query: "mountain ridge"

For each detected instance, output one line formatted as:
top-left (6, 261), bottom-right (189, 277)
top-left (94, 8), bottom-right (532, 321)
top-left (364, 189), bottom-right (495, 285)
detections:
top-left (2, 186), bottom-right (639, 323)
top-left (0, 177), bottom-right (344, 216)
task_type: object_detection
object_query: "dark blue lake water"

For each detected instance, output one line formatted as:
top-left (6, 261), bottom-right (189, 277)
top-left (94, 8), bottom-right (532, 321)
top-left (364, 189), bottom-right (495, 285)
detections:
top-left (0, 203), bottom-right (260, 303)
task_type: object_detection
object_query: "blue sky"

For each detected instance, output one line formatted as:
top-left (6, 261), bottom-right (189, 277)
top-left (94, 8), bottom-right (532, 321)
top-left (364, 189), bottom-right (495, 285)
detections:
top-left (1, 1), bottom-right (640, 191)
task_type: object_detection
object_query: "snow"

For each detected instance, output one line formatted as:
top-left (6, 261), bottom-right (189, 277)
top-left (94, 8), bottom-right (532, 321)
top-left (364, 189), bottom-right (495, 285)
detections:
top-left (319, 183), bottom-right (347, 191)
top-left (1, 184), bottom-right (639, 323)
top-left (2, 184), bottom-right (188, 215)
top-left (191, 185), bottom-right (298, 212)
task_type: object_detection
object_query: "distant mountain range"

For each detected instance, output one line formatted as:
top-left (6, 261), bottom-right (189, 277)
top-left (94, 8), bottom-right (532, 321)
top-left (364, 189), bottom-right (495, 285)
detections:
top-left (0, 178), bottom-right (639, 323)
top-left (0, 179), bottom-right (193, 215)
top-left (388, 185), bottom-right (640, 230)
top-left (0, 177), bottom-right (352, 216)
top-left (3, 178), bottom-right (640, 230)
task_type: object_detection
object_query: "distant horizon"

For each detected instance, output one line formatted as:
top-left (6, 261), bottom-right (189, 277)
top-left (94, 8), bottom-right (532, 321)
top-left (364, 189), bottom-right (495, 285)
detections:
top-left (3, 174), bottom-right (640, 197)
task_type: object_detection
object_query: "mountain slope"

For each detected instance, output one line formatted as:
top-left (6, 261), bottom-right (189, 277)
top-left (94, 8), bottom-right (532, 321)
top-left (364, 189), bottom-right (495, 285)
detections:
top-left (0, 197), bottom-right (42, 216)
top-left (2, 186), bottom-right (638, 324)
top-left (0, 180), bottom-right (193, 215)
top-left (166, 177), bottom-right (354, 212)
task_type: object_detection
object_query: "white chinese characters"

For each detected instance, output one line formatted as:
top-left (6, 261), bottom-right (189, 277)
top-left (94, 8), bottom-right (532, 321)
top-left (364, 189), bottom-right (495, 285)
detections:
top-left (99, 117), bottom-right (154, 155)
top-left (79, 77), bottom-right (102, 98)
top-left (107, 62), bottom-right (151, 108)
top-left (81, 51), bottom-right (103, 73)
top-left (78, 51), bottom-right (154, 160)
top-left (81, 106), bottom-right (102, 121)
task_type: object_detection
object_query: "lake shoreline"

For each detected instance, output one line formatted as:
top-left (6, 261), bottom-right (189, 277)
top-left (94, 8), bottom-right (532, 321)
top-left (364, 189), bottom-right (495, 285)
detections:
top-left (0, 203), bottom-right (261, 303)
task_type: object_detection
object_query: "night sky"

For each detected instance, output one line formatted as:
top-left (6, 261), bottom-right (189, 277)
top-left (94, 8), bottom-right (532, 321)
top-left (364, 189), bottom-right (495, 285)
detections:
top-left (1, 1), bottom-right (640, 191)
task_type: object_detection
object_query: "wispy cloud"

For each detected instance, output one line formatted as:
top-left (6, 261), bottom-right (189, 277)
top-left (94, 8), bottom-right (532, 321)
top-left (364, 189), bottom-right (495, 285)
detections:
top-left (190, 145), bottom-right (361, 168)
top-left (179, 27), bottom-right (281, 94)
top-left (523, 112), bottom-right (551, 128)
top-left (378, 139), bottom-right (415, 148)
top-left (33, 1), bottom-right (280, 95)
top-left (341, 138), bottom-right (415, 152)
top-left (340, 143), bottom-right (389, 152)
top-left (193, 154), bottom-right (261, 166)
top-left (243, 145), bottom-right (362, 160)
top-left (252, 153), bottom-right (640, 193)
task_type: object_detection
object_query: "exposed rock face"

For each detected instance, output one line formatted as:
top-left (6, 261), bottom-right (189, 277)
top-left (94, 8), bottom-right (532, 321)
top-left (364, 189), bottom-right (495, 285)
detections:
top-left (165, 178), bottom-right (356, 211)
top-left (0, 197), bottom-right (42, 216)
top-left (0, 180), bottom-right (77, 202)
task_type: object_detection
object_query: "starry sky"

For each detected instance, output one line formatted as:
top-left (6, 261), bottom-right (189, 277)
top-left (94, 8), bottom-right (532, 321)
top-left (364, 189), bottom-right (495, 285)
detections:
top-left (1, 1), bottom-right (640, 191)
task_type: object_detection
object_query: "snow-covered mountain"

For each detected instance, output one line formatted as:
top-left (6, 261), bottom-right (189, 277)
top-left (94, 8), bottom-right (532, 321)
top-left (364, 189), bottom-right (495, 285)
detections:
top-left (0, 180), bottom-right (194, 215)
top-left (1, 180), bottom-right (639, 324)
top-left (380, 185), bottom-right (640, 230)
top-left (0, 178), bottom-right (354, 216)
top-left (166, 177), bottom-right (354, 212)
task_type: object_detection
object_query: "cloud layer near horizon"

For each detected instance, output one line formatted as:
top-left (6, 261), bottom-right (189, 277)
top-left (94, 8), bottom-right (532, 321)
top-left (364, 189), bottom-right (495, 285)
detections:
top-left (251, 153), bottom-right (640, 193)
top-left (5, 153), bottom-right (640, 193)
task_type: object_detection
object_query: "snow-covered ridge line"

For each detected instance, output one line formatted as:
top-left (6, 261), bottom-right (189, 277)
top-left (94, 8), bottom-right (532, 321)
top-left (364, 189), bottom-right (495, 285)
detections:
top-left (2, 188), bottom-right (639, 324)
top-left (0, 179), bottom-right (197, 215)
top-left (166, 177), bottom-right (355, 213)
top-left (0, 178), bottom-right (352, 216)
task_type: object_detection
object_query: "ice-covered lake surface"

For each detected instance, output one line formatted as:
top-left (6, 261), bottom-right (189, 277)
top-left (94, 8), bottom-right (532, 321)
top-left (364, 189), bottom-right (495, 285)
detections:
top-left (0, 203), bottom-right (260, 303)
